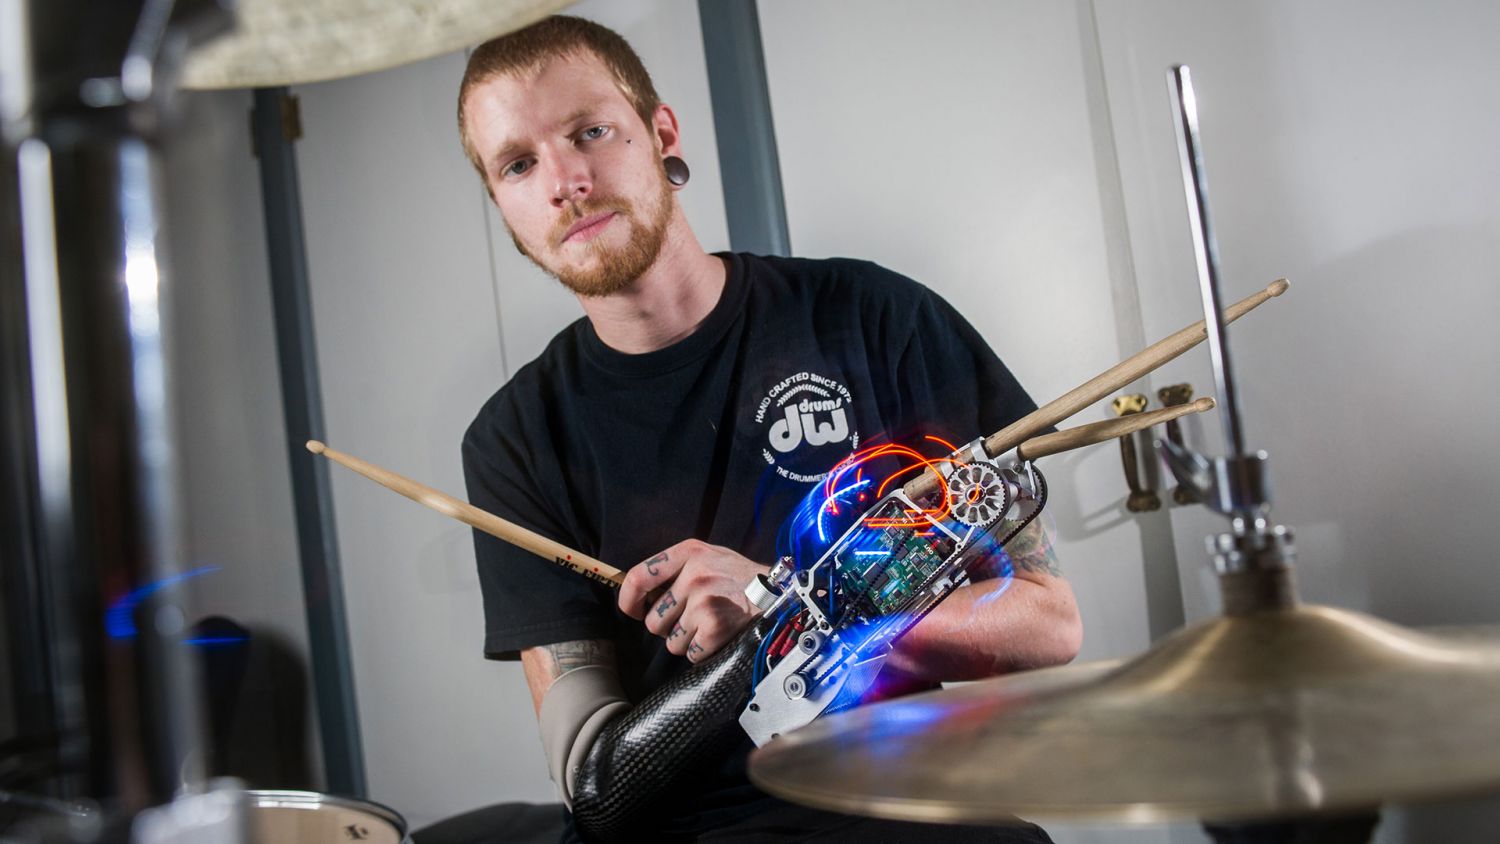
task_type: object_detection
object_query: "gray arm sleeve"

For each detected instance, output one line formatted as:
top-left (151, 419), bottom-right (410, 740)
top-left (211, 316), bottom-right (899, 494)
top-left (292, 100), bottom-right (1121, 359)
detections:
top-left (536, 665), bottom-right (631, 808)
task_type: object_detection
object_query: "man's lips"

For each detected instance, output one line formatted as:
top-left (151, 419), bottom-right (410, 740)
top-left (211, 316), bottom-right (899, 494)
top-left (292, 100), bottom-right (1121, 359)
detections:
top-left (562, 211), bottom-right (618, 244)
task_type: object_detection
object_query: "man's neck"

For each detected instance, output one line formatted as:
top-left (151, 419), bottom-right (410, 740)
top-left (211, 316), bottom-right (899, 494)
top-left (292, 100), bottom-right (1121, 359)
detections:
top-left (578, 211), bottom-right (727, 354)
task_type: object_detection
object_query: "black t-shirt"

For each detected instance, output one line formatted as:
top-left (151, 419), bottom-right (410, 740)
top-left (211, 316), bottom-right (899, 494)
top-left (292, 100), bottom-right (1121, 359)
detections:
top-left (460, 252), bottom-right (1041, 833)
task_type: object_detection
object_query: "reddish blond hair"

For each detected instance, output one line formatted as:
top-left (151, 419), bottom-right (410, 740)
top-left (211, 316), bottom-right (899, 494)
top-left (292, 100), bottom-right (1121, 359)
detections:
top-left (457, 15), bottom-right (661, 179)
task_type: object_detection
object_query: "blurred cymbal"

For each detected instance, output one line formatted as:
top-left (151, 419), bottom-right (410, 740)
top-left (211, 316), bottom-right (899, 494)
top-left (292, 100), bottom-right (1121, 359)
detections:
top-left (749, 606), bottom-right (1500, 824)
top-left (181, 0), bottom-right (575, 90)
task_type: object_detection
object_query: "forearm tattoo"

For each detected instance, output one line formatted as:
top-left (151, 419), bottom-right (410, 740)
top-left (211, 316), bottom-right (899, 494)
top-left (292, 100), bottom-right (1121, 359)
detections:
top-left (1003, 518), bottom-right (1062, 578)
top-left (537, 639), bottom-right (615, 682)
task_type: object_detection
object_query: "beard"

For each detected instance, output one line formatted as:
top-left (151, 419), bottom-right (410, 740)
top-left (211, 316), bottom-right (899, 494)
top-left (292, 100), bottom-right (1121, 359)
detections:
top-left (510, 170), bottom-right (674, 298)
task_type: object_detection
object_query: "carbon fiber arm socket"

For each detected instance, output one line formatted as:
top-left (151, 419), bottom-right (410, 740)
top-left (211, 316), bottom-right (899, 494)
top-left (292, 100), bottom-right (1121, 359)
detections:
top-left (569, 613), bottom-right (777, 841)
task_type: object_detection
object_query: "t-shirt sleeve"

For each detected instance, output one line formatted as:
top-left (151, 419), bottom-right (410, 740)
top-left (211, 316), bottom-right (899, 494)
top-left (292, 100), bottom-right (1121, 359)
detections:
top-left (461, 405), bottom-right (617, 661)
top-left (888, 285), bottom-right (1043, 445)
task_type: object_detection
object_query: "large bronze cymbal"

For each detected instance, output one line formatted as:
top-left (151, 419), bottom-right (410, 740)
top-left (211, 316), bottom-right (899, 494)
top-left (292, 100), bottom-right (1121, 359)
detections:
top-left (181, 0), bottom-right (575, 90)
top-left (749, 606), bottom-right (1500, 824)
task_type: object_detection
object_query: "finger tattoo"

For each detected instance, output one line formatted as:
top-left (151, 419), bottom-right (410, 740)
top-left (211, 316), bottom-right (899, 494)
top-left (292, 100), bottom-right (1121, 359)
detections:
top-left (642, 551), bottom-right (667, 576)
top-left (655, 591), bottom-right (677, 618)
top-left (688, 642), bottom-right (704, 658)
top-left (669, 623), bottom-right (685, 640)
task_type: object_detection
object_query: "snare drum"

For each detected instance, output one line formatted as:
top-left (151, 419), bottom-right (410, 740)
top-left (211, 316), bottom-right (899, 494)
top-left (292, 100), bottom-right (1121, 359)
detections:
top-left (247, 790), bottom-right (411, 843)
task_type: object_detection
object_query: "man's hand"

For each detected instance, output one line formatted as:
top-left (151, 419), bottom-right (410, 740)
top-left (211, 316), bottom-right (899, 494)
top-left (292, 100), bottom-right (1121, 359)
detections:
top-left (618, 539), bottom-right (769, 663)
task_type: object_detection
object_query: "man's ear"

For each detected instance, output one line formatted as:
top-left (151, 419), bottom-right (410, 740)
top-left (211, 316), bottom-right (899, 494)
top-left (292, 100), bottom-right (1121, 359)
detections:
top-left (651, 103), bottom-right (683, 158)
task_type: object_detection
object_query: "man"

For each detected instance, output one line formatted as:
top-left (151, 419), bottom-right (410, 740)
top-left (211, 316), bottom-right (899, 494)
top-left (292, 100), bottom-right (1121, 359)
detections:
top-left (458, 15), bottom-right (1080, 842)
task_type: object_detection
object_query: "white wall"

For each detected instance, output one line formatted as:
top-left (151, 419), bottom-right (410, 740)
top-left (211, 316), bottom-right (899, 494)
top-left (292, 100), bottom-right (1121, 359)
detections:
top-left (290, 0), bottom-right (730, 827)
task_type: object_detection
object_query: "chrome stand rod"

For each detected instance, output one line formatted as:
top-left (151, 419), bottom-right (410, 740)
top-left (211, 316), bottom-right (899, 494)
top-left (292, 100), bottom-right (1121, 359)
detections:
top-left (1167, 65), bottom-right (1248, 462)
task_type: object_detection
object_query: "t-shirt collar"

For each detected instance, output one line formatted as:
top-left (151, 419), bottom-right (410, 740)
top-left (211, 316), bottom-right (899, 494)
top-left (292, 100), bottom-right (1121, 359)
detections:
top-left (579, 252), bottom-right (749, 378)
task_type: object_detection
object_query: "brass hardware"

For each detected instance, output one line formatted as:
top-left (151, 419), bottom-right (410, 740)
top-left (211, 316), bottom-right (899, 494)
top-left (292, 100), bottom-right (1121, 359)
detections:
top-left (1156, 384), bottom-right (1198, 504)
top-left (1112, 394), bottom-right (1159, 512)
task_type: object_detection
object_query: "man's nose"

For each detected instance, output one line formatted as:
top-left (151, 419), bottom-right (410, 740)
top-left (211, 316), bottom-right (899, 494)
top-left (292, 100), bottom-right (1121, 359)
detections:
top-left (550, 152), bottom-right (591, 206)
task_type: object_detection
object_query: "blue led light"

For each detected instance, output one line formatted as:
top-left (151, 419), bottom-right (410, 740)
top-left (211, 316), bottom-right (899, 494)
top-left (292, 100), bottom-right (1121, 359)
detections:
top-left (104, 565), bottom-right (220, 640)
top-left (184, 635), bottom-right (249, 648)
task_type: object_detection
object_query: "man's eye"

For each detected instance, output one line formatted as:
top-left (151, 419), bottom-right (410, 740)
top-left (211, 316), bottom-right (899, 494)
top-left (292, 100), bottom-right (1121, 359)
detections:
top-left (504, 158), bottom-right (532, 177)
top-left (580, 125), bottom-right (609, 141)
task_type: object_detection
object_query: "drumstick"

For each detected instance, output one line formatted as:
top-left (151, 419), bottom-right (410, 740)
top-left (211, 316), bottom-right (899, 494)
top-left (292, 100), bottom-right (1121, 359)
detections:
top-left (1015, 397), bottom-right (1215, 460)
top-left (306, 440), bottom-right (625, 587)
top-left (904, 278), bottom-right (1286, 500)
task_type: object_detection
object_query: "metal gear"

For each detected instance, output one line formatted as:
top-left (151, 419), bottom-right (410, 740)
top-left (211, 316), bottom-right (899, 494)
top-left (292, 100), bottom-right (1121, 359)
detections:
top-left (945, 462), bottom-right (1009, 527)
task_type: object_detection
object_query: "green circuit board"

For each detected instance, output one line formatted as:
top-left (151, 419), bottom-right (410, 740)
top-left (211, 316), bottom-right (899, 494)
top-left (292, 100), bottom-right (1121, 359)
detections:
top-left (835, 498), bottom-right (957, 618)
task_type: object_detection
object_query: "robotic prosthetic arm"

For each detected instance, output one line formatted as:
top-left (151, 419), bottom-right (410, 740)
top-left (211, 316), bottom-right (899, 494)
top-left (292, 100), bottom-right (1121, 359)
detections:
top-left (553, 442), bottom-right (1044, 842)
top-left (740, 442), bottom-right (1046, 745)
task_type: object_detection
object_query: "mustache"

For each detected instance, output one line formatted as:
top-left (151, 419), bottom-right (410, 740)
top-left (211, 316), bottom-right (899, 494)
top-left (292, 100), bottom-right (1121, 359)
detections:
top-left (552, 197), bottom-right (632, 245)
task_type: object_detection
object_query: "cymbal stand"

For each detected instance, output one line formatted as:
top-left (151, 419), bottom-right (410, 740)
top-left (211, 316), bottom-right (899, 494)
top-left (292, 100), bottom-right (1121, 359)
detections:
top-left (1159, 65), bottom-right (1378, 844)
top-left (4, 1), bottom-right (245, 840)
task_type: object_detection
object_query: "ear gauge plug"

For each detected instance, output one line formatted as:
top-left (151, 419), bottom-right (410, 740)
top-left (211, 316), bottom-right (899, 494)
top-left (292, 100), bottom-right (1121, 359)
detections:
top-left (664, 155), bottom-right (690, 186)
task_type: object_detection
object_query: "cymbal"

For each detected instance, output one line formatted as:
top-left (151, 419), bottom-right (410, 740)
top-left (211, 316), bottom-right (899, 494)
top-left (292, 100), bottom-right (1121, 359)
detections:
top-left (749, 605), bottom-right (1500, 824)
top-left (181, 0), bottom-right (575, 90)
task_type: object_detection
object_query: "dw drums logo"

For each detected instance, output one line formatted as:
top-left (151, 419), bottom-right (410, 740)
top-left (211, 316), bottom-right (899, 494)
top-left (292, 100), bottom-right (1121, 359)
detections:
top-left (753, 371), bottom-right (859, 482)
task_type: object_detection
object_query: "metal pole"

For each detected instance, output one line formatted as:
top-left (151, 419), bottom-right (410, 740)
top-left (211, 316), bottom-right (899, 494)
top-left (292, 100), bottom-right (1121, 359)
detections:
top-left (1167, 65), bottom-right (1247, 461)
top-left (19, 84), bottom-right (205, 811)
top-left (250, 85), bottom-right (367, 798)
top-left (698, 0), bottom-right (791, 257)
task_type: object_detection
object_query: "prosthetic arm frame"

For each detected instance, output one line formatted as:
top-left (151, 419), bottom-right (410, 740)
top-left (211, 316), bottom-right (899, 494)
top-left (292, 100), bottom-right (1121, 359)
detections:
top-left (738, 442), bottom-right (1047, 746)
top-left (569, 440), bottom-right (1046, 840)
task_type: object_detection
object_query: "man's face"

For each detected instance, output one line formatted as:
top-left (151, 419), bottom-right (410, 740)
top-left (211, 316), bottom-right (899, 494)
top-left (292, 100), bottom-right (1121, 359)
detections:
top-left (463, 53), bottom-right (674, 297)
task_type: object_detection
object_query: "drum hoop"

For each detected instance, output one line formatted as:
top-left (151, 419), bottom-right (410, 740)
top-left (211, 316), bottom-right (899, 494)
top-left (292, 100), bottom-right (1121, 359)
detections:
top-left (245, 789), bottom-right (408, 835)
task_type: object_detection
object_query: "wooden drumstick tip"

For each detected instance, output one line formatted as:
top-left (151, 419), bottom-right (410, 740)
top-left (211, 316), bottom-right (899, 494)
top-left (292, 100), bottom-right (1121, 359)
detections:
top-left (1267, 278), bottom-right (1290, 296)
top-left (306, 440), bottom-right (326, 454)
top-left (1192, 397), bottom-right (1216, 412)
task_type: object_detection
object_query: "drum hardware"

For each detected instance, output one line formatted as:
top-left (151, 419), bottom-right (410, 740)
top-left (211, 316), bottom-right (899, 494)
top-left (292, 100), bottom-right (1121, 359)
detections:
top-left (746, 66), bottom-right (1500, 844)
top-left (1110, 393), bottom-right (1160, 512)
top-left (1156, 383), bottom-right (1199, 504)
